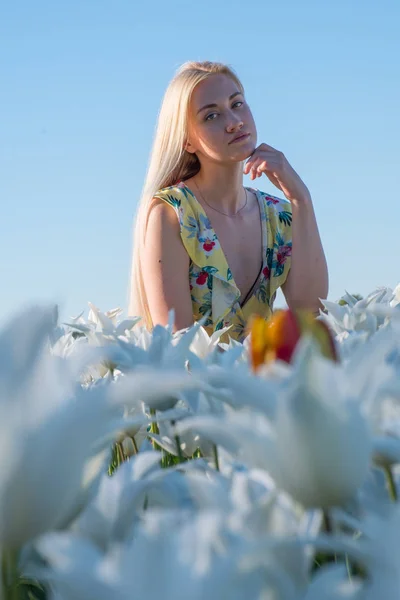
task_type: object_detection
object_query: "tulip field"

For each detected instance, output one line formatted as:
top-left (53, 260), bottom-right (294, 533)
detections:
top-left (2, 284), bottom-right (400, 600)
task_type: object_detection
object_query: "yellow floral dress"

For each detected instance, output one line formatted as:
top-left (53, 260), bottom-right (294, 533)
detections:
top-left (154, 181), bottom-right (293, 342)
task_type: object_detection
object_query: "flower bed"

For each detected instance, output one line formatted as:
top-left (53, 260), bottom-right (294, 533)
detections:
top-left (1, 285), bottom-right (400, 599)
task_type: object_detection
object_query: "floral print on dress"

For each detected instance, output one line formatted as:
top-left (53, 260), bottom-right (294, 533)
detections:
top-left (279, 210), bottom-right (292, 227)
top-left (265, 195), bottom-right (280, 206)
top-left (153, 184), bottom-right (292, 343)
top-left (182, 214), bottom-right (198, 238)
top-left (271, 231), bottom-right (293, 278)
top-left (197, 213), bottom-right (220, 257)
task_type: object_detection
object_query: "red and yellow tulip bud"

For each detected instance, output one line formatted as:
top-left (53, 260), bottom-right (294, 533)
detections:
top-left (250, 309), bottom-right (337, 371)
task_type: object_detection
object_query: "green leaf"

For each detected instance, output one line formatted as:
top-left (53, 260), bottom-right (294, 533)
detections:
top-left (202, 265), bottom-right (218, 275)
top-left (279, 210), bottom-right (292, 226)
top-left (17, 579), bottom-right (47, 600)
top-left (266, 248), bottom-right (274, 269)
top-left (180, 185), bottom-right (191, 200)
top-left (165, 194), bottom-right (181, 209)
top-left (199, 304), bottom-right (212, 316)
top-left (257, 285), bottom-right (267, 304)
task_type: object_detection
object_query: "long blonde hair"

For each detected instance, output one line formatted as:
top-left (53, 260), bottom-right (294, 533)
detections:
top-left (127, 60), bottom-right (244, 329)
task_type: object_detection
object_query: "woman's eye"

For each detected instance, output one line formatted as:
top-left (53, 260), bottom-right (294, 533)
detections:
top-left (205, 112), bottom-right (218, 121)
top-left (205, 101), bottom-right (243, 121)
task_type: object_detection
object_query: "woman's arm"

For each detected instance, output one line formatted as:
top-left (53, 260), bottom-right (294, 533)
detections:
top-left (141, 200), bottom-right (194, 331)
top-left (281, 196), bottom-right (329, 312)
top-left (243, 142), bottom-right (328, 313)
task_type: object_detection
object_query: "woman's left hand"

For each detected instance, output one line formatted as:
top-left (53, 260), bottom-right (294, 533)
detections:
top-left (243, 143), bottom-right (311, 204)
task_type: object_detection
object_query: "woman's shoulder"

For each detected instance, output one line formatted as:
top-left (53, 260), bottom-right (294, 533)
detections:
top-left (154, 181), bottom-right (196, 200)
top-left (152, 181), bottom-right (202, 234)
top-left (153, 181), bottom-right (201, 218)
top-left (153, 182), bottom-right (187, 206)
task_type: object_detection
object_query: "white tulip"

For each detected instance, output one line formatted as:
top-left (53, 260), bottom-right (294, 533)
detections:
top-left (117, 511), bottom-right (300, 600)
top-left (71, 452), bottom-right (162, 550)
top-left (329, 505), bottom-right (400, 600)
top-left (0, 306), bottom-right (211, 550)
top-left (189, 324), bottom-right (232, 360)
top-left (320, 286), bottom-right (400, 347)
top-left (0, 306), bottom-right (116, 549)
top-left (25, 532), bottom-right (127, 600)
top-left (29, 511), bottom-right (283, 600)
top-left (177, 340), bottom-right (372, 509)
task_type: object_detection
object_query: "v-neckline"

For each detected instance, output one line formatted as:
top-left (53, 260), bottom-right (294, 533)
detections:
top-left (180, 181), bottom-right (267, 311)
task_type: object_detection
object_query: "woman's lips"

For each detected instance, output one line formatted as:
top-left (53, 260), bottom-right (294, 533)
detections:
top-left (229, 133), bottom-right (250, 144)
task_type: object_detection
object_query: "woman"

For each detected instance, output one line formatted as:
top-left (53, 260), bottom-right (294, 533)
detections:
top-left (128, 61), bottom-right (328, 342)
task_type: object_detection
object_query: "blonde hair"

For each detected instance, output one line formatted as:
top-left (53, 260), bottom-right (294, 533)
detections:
top-left (127, 60), bottom-right (244, 329)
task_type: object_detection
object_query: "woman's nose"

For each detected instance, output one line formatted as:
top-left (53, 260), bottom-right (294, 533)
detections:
top-left (226, 116), bottom-right (244, 132)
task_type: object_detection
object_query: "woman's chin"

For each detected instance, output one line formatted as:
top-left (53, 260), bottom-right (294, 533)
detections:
top-left (233, 146), bottom-right (256, 162)
top-left (237, 140), bottom-right (257, 161)
top-left (245, 146), bottom-right (256, 159)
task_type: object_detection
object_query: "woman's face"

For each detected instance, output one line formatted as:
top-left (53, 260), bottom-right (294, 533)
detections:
top-left (186, 73), bottom-right (257, 164)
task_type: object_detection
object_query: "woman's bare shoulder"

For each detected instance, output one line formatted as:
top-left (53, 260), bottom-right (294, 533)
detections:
top-left (145, 196), bottom-right (180, 238)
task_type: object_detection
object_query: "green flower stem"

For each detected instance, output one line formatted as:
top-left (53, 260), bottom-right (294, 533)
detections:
top-left (149, 409), bottom-right (161, 452)
top-left (213, 445), bottom-right (220, 471)
top-left (175, 435), bottom-right (184, 463)
top-left (321, 510), bottom-right (338, 564)
top-left (384, 466), bottom-right (398, 501)
top-left (130, 435), bottom-right (139, 455)
top-left (116, 442), bottom-right (125, 466)
top-left (322, 510), bottom-right (332, 533)
top-left (2, 549), bottom-right (19, 600)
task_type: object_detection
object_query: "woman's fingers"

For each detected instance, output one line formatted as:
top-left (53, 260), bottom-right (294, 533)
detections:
top-left (246, 157), bottom-right (263, 180)
top-left (245, 149), bottom-right (282, 181)
top-left (256, 160), bottom-right (269, 177)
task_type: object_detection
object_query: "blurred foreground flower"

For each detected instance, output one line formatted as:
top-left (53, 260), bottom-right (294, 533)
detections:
top-left (250, 309), bottom-right (337, 370)
top-left (177, 340), bottom-right (371, 509)
top-left (0, 304), bottom-right (216, 599)
top-left (2, 282), bottom-right (400, 599)
top-left (0, 306), bottom-right (201, 550)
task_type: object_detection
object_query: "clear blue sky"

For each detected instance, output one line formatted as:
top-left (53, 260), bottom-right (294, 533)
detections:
top-left (1, 0), bottom-right (399, 327)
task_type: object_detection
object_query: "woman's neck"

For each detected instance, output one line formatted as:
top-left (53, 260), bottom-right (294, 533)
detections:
top-left (186, 162), bottom-right (246, 214)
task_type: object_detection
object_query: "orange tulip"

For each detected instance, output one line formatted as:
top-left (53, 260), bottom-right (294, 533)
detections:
top-left (250, 309), bottom-right (337, 371)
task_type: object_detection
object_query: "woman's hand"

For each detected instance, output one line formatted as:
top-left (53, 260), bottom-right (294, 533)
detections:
top-left (243, 143), bottom-right (311, 204)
